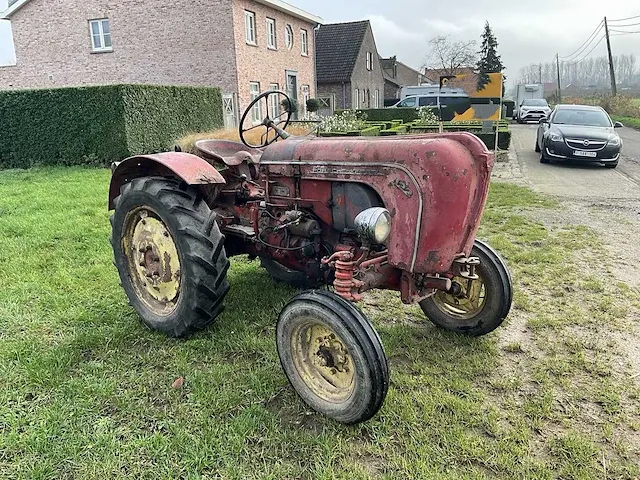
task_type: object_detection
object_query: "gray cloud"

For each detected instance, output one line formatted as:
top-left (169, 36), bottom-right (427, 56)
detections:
top-left (293, 0), bottom-right (640, 86)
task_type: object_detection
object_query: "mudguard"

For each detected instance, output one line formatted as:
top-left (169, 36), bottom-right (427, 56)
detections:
top-left (108, 152), bottom-right (226, 209)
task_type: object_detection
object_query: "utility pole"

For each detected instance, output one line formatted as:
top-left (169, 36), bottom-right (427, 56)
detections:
top-left (556, 54), bottom-right (562, 103)
top-left (604, 16), bottom-right (617, 96)
top-left (539, 64), bottom-right (542, 83)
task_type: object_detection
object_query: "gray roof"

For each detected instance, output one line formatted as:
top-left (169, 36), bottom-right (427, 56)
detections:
top-left (315, 20), bottom-right (369, 84)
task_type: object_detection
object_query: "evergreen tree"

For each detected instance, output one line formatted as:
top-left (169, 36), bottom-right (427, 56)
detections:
top-left (476, 22), bottom-right (505, 91)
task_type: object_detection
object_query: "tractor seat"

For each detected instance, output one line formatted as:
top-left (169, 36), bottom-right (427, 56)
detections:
top-left (195, 139), bottom-right (262, 167)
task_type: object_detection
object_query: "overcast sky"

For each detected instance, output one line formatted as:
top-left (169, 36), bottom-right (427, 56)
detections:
top-left (291, 0), bottom-right (640, 86)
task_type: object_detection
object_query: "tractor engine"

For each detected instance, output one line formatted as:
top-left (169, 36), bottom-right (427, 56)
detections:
top-left (256, 209), bottom-right (324, 272)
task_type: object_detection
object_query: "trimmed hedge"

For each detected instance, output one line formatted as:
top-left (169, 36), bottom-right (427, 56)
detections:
top-left (409, 126), bottom-right (511, 150)
top-left (319, 126), bottom-right (382, 137)
top-left (0, 84), bottom-right (223, 169)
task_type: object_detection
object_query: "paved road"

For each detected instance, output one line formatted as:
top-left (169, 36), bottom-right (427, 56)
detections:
top-left (510, 124), bottom-right (640, 199)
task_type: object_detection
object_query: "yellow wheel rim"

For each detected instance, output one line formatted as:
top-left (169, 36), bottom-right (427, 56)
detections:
top-left (433, 274), bottom-right (486, 320)
top-left (290, 320), bottom-right (356, 403)
top-left (122, 207), bottom-right (181, 316)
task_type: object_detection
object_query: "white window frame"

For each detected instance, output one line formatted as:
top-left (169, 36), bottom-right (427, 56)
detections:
top-left (366, 52), bottom-right (373, 71)
top-left (374, 89), bottom-right (379, 108)
top-left (250, 82), bottom-right (261, 124)
top-left (354, 88), bottom-right (360, 109)
top-left (89, 19), bottom-right (112, 52)
top-left (269, 83), bottom-right (280, 118)
top-left (266, 18), bottom-right (276, 49)
top-left (300, 29), bottom-right (308, 56)
top-left (285, 24), bottom-right (293, 50)
top-left (245, 11), bottom-right (256, 45)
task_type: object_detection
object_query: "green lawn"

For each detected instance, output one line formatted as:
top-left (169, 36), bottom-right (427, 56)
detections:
top-left (0, 168), bottom-right (639, 479)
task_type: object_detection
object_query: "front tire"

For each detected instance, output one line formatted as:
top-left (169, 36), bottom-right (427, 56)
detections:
top-left (419, 240), bottom-right (512, 336)
top-left (276, 290), bottom-right (389, 424)
top-left (111, 177), bottom-right (230, 337)
top-left (535, 138), bottom-right (541, 153)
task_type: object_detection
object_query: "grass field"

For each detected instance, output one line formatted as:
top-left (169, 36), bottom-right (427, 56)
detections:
top-left (0, 168), bottom-right (639, 479)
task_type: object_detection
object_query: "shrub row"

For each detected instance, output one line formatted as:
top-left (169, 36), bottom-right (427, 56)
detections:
top-left (0, 84), bottom-right (223, 169)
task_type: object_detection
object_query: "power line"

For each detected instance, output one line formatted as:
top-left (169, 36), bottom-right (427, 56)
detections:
top-left (565, 35), bottom-right (607, 66)
top-left (559, 21), bottom-right (604, 60)
top-left (608, 14), bottom-right (640, 23)
top-left (608, 21), bottom-right (640, 28)
top-left (611, 29), bottom-right (640, 35)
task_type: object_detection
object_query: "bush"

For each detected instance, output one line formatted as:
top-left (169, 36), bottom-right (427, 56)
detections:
top-left (318, 110), bottom-right (368, 133)
top-left (306, 98), bottom-right (320, 113)
top-left (337, 108), bottom-right (419, 124)
top-left (0, 85), bottom-right (223, 169)
top-left (416, 106), bottom-right (439, 124)
top-left (611, 115), bottom-right (640, 130)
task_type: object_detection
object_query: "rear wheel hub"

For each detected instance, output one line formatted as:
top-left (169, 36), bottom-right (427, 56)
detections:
top-left (123, 208), bottom-right (181, 315)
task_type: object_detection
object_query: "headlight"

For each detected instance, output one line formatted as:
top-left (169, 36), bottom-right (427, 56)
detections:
top-left (608, 136), bottom-right (621, 146)
top-left (354, 207), bottom-right (392, 244)
top-left (549, 133), bottom-right (563, 142)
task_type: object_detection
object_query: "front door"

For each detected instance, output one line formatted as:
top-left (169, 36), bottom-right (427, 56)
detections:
top-left (222, 94), bottom-right (237, 129)
top-left (286, 71), bottom-right (298, 119)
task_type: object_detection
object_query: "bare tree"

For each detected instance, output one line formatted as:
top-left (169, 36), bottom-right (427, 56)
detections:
top-left (423, 36), bottom-right (478, 77)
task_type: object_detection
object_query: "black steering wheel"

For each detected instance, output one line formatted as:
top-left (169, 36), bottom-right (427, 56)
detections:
top-left (239, 90), bottom-right (293, 148)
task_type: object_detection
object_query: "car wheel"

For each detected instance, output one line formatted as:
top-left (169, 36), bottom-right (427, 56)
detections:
top-left (540, 147), bottom-right (551, 164)
top-left (535, 138), bottom-right (541, 153)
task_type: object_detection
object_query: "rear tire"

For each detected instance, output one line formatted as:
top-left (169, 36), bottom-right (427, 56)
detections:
top-left (276, 290), bottom-right (389, 424)
top-left (419, 240), bottom-right (512, 337)
top-left (111, 177), bottom-right (230, 337)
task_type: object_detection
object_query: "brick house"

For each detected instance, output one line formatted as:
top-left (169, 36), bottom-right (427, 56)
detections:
top-left (380, 56), bottom-right (425, 105)
top-left (0, 0), bottom-right (322, 127)
top-left (315, 20), bottom-right (385, 111)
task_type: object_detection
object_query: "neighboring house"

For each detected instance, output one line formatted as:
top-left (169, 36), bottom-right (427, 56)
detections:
top-left (315, 20), bottom-right (385, 110)
top-left (0, 0), bottom-right (322, 128)
top-left (380, 55), bottom-right (425, 105)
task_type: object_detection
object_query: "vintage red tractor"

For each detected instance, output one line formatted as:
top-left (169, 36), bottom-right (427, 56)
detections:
top-left (108, 91), bottom-right (512, 424)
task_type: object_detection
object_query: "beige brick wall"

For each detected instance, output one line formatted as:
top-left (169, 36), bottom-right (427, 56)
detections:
top-left (0, 0), bottom-right (238, 93)
top-left (232, 0), bottom-right (316, 117)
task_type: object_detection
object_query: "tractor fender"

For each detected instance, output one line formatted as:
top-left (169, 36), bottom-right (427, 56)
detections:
top-left (108, 152), bottom-right (226, 209)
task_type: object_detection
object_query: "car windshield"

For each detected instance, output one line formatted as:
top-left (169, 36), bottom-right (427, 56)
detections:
top-left (522, 99), bottom-right (548, 106)
top-left (552, 109), bottom-right (612, 127)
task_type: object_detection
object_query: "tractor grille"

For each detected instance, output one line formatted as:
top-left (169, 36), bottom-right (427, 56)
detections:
top-left (565, 138), bottom-right (607, 151)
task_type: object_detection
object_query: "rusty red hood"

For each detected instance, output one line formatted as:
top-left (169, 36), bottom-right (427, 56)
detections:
top-left (260, 133), bottom-right (494, 274)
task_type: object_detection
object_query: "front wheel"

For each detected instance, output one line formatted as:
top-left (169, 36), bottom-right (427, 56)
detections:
top-left (419, 240), bottom-right (512, 336)
top-left (276, 290), bottom-right (389, 424)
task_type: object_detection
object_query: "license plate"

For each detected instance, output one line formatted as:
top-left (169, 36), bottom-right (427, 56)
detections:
top-left (574, 150), bottom-right (597, 158)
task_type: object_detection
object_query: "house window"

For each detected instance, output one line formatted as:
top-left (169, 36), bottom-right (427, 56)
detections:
top-left (89, 19), bottom-right (112, 52)
top-left (301, 85), bottom-right (310, 114)
top-left (300, 29), bottom-right (308, 56)
top-left (269, 83), bottom-right (280, 117)
top-left (366, 52), bottom-right (373, 71)
top-left (245, 11), bottom-right (256, 45)
top-left (354, 88), bottom-right (360, 109)
top-left (250, 82), bottom-right (261, 123)
top-left (285, 24), bottom-right (293, 49)
top-left (266, 18), bottom-right (276, 49)
top-left (374, 89), bottom-right (379, 108)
